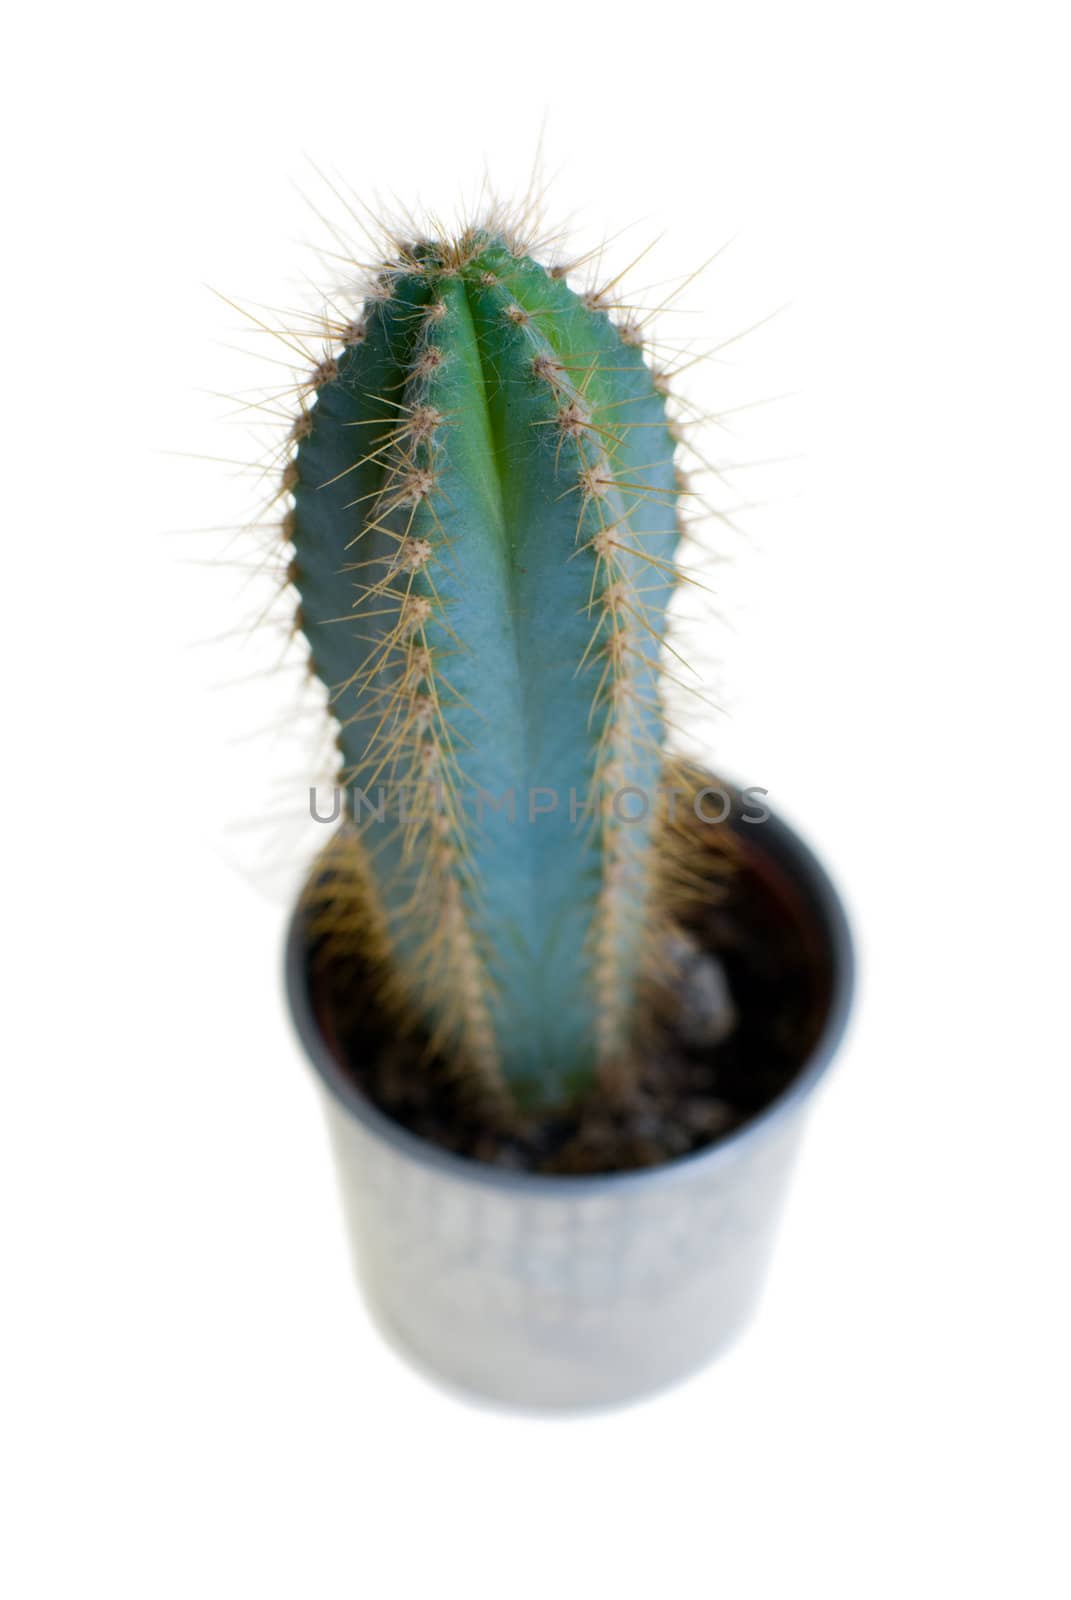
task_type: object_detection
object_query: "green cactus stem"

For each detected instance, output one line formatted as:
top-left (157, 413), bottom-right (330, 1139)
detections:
top-left (287, 226), bottom-right (683, 1110)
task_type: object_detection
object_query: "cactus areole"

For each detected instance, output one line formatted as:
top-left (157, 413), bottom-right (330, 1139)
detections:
top-left (288, 228), bottom-right (685, 1112)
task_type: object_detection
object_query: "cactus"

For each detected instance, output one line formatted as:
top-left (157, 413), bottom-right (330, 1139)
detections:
top-left (286, 220), bottom-right (690, 1111)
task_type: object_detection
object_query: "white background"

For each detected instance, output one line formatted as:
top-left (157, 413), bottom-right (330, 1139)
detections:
top-left (3, 3), bottom-right (1069, 1596)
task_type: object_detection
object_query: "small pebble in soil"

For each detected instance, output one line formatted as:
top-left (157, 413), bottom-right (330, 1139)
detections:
top-left (665, 927), bottom-right (738, 1048)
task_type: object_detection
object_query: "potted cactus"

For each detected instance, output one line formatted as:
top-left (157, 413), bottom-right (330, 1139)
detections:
top-left (275, 213), bottom-right (853, 1409)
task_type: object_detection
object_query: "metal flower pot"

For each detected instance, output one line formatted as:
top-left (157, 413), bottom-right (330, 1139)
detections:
top-left (284, 799), bottom-right (854, 1410)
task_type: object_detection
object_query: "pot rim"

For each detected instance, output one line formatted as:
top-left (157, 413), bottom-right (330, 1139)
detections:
top-left (284, 796), bottom-right (855, 1197)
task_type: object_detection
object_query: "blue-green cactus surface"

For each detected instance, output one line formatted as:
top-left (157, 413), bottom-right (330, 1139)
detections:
top-left (288, 228), bottom-right (680, 1108)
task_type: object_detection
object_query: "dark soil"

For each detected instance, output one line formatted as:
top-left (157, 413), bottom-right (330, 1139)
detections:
top-left (309, 823), bottom-right (833, 1175)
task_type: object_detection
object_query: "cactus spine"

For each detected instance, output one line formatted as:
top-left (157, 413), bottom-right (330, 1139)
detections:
top-left (287, 224), bottom-right (683, 1110)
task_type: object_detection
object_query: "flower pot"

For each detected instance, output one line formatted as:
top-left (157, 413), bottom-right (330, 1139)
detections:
top-left (284, 798), bottom-right (854, 1410)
